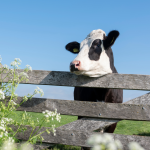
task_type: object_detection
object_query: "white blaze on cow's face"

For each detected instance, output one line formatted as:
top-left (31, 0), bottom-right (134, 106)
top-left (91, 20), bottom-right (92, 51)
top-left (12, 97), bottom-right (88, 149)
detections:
top-left (65, 29), bottom-right (119, 77)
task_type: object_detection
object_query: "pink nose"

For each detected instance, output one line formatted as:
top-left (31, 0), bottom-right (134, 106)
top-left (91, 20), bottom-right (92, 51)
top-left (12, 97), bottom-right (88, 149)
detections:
top-left (70, 60), bottom-right (81, 72)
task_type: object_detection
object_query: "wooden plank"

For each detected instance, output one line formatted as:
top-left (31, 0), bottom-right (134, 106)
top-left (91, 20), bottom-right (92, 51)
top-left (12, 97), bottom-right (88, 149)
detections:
top-left (11, 125), bottom-right (150, 150)
top-left (1, 69), bottom-right (150, 90)
top-left (125, 92), bottom-right (150, 105)
top-left (58, 118), bottom-right (118, 132)
top-left (58, 92), bottom-right (150, 132)
top-left (16, 97), bottom-right (150, 121)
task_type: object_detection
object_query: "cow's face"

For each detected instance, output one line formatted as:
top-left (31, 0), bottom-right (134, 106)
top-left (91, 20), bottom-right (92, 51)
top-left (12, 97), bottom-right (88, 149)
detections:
top-left (65, 29), bottom-right (119, 77)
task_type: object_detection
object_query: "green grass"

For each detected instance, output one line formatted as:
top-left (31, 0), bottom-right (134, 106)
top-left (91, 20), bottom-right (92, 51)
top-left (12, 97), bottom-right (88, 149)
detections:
top-left (114, 120), bottom-right (150, 136)
top-left (49, 144), bottom-right (81, 150)
top-left (8, 111), bottom-right (77, 128)
top-left (8, 111), bottom-right (150, 150)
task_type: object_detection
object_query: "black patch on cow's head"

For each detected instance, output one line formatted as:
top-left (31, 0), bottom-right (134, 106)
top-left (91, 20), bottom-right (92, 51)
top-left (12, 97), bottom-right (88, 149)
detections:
top-left (88, 39), bottom-right (102, 61)
top-left (65, 41), bottom-right (80, 54)
top-left (103, 30), bottom-right (119, 50)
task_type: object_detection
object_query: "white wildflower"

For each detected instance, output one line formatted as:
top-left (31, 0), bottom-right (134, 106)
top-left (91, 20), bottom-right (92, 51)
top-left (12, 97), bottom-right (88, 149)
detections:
top-left (25, 110), bottom-right (27, 115)
top-left (19, 142), bottom-right (33, 150)
top-left (56, 113), bottom-right (61, 122)
top-left (14, 93), bottom-right (18, 97)
top-left (0, 89), bottom-right (5, 99)
top-left (14, 58), bottom-right (22, 63)
top-left (10, 61), bottom-right (18, 68)
top-left (1, 140), bottom-right (16, 150)
top-left (114, 139), bottom-right (123, 149)
top-left (27, 93), bottom-right (32, 97)
top-left (26, 64), bottom-right (32, 71)
top-left (8, 137), bottom-right (14, 143)
top-left (20, 72), bottom-right (29, 78)
top-left (87, 134), bottom-right (123, 150)
top-left (34, 87), bottom-right (44, 97)
top-left (3, 64), bottom-right (9, 70)
top-left (10, 58), bottom-right (21, 68)
top-left (10, 100), bottom-right (17, 105)
top-left (87, 134), bottom-right (103, 145)
top-left (0, 126), bottom-right (5, 131)
top-left (92, 145), bottom-right (101, 150)
top-left (4, 131), bottom-right (8, 137)
top-left (107, 142), bottom-right (117, 150)
top-left (42, 109), bottom-right (61, 122)
top-left (0, 55), bottom-right (2, 62)
top-left (128, 142), bottom-right (145, 150)
top-left (102, 133), bottom-right (113, 144)
top-left (23, 96), bottom-right (28, 101)
top-left (45, 114), bottom-right (49, 118)
top-left (51, 124), bottom-right (56, 136)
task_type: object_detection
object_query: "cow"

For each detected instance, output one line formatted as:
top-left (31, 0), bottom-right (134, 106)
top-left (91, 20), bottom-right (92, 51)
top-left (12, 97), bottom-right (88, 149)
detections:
top-left (65, 29), bottom-right (123, 149)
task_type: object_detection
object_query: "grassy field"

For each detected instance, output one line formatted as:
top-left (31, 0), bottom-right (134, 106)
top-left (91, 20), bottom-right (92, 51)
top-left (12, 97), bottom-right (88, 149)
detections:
top-left (8, 111), bottom-right (150, 150)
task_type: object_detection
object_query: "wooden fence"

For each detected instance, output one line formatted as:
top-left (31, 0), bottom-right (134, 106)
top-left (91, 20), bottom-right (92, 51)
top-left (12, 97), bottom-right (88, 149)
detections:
top-left (2, 70), bottom-right (150, 150)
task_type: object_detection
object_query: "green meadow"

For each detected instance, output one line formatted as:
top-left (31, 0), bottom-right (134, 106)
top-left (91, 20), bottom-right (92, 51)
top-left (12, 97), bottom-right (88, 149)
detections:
top-left (9, 111), bottom-right (150, 150)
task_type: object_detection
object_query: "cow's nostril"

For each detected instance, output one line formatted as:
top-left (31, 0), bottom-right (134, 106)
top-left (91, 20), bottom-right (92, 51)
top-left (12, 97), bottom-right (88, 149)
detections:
top-left (70, 60), bottom-right (80, 72)
top-left (76, 61), bottom-right (80, 66)
top-left (70, 64), bottom-right (79, 72)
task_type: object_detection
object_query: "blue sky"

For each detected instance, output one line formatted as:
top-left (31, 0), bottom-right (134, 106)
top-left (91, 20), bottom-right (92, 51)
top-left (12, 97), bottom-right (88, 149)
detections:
top-left (0, 0), bottom-right (150, 102)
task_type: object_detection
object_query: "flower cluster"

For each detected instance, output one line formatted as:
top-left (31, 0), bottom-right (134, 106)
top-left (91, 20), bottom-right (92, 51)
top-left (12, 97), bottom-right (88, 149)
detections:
top-left (87, 133), bottom-right (123, 150)
top-left (1, 140), bottom-right (33, 150)
top-left (34, 87), bottom-right (44, 97)
top-left (0, 118), bottom-right (14, 143)
top-left (0, 89), bottom-right (5, 99)
top-left (128, 142), bottom-right (145, 150)
top-left (42, 109), bottom-right (61, 122)
top-left (24, 64), bottom-right (32, 72)
top-left (0, 55), bottom-right (2, 63)
top-left (3, 64), bottom-right (9, 70)
top-left (10, 58), bottom-right (22, 69)
top-left (0, 56), bottom-right (60, 147)
top-left (87, 133), bottom-right (145, 150)
top-left (10, 100), bottom-right (17, 105)
top-left (19, 72), bottom-right (29, 78)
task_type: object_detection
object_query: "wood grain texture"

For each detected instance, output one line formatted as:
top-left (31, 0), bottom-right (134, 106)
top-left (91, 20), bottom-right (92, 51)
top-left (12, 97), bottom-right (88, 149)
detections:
top-left (58, 118), bottom-right (118, 132)
top-left (2, 69), bottom-right (150, 90)
top-left (15, 97), bottom-right (150, 121)
top-left (58, 92), bottom-right (150, 132)
top-left (11, 125), bottom-right (150, 150)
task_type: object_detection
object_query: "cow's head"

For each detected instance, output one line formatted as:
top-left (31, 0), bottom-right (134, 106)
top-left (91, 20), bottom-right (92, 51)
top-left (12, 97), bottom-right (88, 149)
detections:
top-left (65, 29), bottom-right (119, 77)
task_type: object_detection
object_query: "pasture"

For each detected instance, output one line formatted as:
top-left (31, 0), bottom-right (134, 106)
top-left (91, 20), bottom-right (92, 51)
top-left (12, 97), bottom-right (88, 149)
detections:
top-left (8, 111), bottom-right (150, 150)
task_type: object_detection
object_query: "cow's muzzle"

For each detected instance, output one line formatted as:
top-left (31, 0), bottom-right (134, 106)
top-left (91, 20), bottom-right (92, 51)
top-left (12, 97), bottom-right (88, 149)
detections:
top-left (70, 60), bottom-right (80, 72)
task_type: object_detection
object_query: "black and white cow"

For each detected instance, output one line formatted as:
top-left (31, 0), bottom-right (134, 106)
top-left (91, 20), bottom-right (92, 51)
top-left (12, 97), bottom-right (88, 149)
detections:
top-left (65, 29), bottom-right (123, 133)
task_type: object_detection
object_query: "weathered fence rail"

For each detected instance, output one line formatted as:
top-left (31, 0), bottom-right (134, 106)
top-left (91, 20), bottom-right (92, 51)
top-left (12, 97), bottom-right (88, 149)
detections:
top-left (15, 97), bottom-right (150, 121)
top-left (3, 70), bottom-right (150, 150)
top-left (2, 69), bottom-right (150, 90)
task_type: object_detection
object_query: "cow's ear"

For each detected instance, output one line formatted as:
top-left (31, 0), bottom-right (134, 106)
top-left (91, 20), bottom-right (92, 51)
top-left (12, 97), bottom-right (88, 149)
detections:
top-left (65, 41), bottom-right (80, 54)
top-left (103, 30), bottom-right (119, 50)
